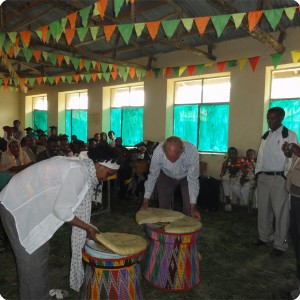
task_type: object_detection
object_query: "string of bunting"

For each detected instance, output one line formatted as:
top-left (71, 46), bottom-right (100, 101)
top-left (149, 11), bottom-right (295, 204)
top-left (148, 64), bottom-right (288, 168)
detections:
top-left (2, 49), bottom-right (300, 92)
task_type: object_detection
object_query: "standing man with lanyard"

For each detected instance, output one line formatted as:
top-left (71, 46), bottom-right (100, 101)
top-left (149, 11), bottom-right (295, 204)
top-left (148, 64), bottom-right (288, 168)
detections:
top-left (254, 107), bottom-right (298, 256)
top-left (141, 136), bottom-right (201, 220)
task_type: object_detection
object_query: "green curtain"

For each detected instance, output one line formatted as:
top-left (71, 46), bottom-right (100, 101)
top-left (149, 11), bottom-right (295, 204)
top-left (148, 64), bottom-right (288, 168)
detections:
top-left (33, 110), bottom-right (48, 134)
top-left (111, 108), bottom-right (122, 138)
top-left (174, 105), bottom-right (198, 146)
top-left (66, 109), bottom-right (88, 142)
top-left (122, 107), bottom-right (144, 146)
top-left (198, 104), bottom-right (229, 152)
top-left (270, 100), bottom-right (300, 141)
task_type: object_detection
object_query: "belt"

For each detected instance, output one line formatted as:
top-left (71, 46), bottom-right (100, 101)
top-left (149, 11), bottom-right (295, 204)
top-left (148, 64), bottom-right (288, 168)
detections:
top-left (262, 171), bottom-right (284, 176)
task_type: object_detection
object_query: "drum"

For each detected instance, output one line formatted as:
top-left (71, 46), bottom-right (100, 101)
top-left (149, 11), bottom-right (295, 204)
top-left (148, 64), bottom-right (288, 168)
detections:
top-left (81, 240), bottom-right (145, 300)
top-left (143, 224), bottom-right (201, 291)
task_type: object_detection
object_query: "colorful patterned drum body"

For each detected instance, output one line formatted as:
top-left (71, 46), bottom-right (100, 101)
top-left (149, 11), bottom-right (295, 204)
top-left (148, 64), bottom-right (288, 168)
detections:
top-left (81, 241), bottom-right (145, 300)
top-left (144, 224), bottom-right (201, 291)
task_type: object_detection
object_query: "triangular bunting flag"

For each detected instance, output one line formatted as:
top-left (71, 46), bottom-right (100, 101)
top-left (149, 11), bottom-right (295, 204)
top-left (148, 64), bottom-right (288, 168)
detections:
top-left (0, 33), bottom-right (6, 49)
top-left (48, 76), bottom-right (55, 85)
top-left (91, 73), bottom-right (97, 82)
top-left (187, 65), bottom-right (196, 76)
top-left (79, 58), bottom-right (85, 70)
top-left (179, 66), bottom-right (186, 76)
top-left (27, 77), bottom-right (35, 87)
top-left (54, 76), bottom-right (61, 85)
top-left (248, 56), bottom-right (260, 71)
top-left (122, 71), bottom-right (129, 82)
top-left (118, 24), bottom-right (134, 45)
top-left (129, 67), bottom-right (136, 79)
top-left (67, 12), bottom-right (78, 29)
top-left (70, 57), bottom-right (80, 70)
top-left (8, 46), bottom-right (14, 58)
top-left (90, 26), bottom-right (99, 40)
top-left (154, 68), bottom-right (160, 78)
top-left (217, 61), bottom-right (226, 72)
top-left (211, 14), bottom-right (231, 37)
top-left (97, 73), bottom-right (103, 80)
top-left (65, 28), bottom-right (76, 45)
top-left (238, 58), bottom-right (248, 71)
top-left (270, 53), bottom-right (283, 69)
top-left (284, 7), bottom-right (296, 21)
top-left (101, 62), bottom-right (108, 72)
top-left (161, 19), bottom-right (180, 39)
top-left (49, 20), bottom-right (63, 42)
top-left (97, 0), bottom-right (108, 20)
top-left (92, 61), bottom-right (96, 69)
top-left (79, 6), bottom-right (91, 27)
top-left (165, 67), bottom-right (172, 77)
top-left (85, 74), bottom-right (92, 82)
top-left (96, 61), bottom-right (101, 71)
top-left (232, 13), bottom-right (245, 29)
top-left (147, 70), bottom-right (153, 78)
top-left (66, 76), bottom-right (73, 84)
top-left (194, 16), bottom-right (210, 36)
top-left (85, 59), bottom-right (92, 71)
top-left (104, 25), bottom-right (116, 42)
top-left (43, 77), bottom-right (47, 83)
top-left (227, 60), bottom-right (237, 67)
top-left (57, 54), bottom-right (64, 67)
top-left (248, 10), bottom-right (263, 32)
top-left (146, 21), bottom-right (160, 40)
top-left (181, 18), bottom-right (194, 33)
top-left (291, 50), bottom-right (300, 64)
top-left (7, 32), bottom-right (17, 44)
top-left (77, 27), bottom-right (89, 42)
top-left (42, 51), bottom-right (48, 61)
top-left (114, 0), bottom-right (124, 17)
top-left (111, 71), bottom-right (118, 80)
top-left (103, 72), bottom-right (110, 82)
top-left (135, 23), bottom-right (145, 38)
top-left (173, 67), bottom-right (179, 77)
top-left (48, 53), bottom-right (57, 66)
top-left (23, 48), bottom-right (33, 62)
top-left (36, 77), bottom-right (43, 85)
top-left (61, 18), bottom-right (68, 31)
top-left (196, 64), bottom-right (204, 75)
top-left (39, 25), bottom-right (49, 43)
top-left (64, 56), bottom-right (70, 65)
top-left (264, 8), bottom-right (283, 31)
top-left (73, 74), bottom-right (80, 83)
top-left (33, 50), bottom-right (42, 63)
top-left (20, 31), bottom-right (31, 47)
top-left (61, 76), bottom-right (66, 82)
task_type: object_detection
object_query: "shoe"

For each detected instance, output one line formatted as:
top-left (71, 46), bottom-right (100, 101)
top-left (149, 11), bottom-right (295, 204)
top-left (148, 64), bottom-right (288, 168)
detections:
top-left (252, 239), bottom-right (267, 246)
top-left (271, 248), bottom-right (285, 256)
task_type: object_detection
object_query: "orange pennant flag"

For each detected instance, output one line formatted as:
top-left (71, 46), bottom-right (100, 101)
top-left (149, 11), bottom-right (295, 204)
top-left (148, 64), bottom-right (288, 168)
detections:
top-left (55, 76), bottom-right (61, 85)
top-left (96, 61), bottom-right (101, 71)
top-left (111, 71), bottom-right (118, 80)
top-left (36, 77), bottom-right (43, 85)
top-left (112, 64), bottom-right (118, 72)
top-left (130, 0), bottom-right (135, 3)
top-left (65, 28), bottom-right (76, 45)
top-left (15, 37), bottom-right (19, 50)
top-left (0, 50), bottom-right (3, 57)
top-left (146, 21), bottom-right (160, 40)
top-left (8, 46), bottom-right (14, 58)
top-left (97, 0), bottom-right (108, 20)
top-left (20, 78), bottom-right (27, 86)
top-left (33, 50), bottom-right (42, 63)
top-left (3, 55), bottom-right (7, 66)
top-left (165, 67), bottom-right (172, 77)
top-left (67, 12), bottom-right (78, 29)
top-left (217, 61), bottom-right (226, 72)
top-left (4, 78), bottom-right (9, 86)
top-left (73, 74), bottom-right (80, 83)
top-left (20, 31), bottom-right (31, 47)
top-left (40, 25), bottom-right (49, 43)
top-left (129, 67), bottom-right (136, 79)
top-left (57, 54), bottom-right (64, 67)
top-left (248, 10), bottom-right (263, 32)
top-left (91, 73), bottom-right (97, 82)
top-left (147, 70), bottom-right (153, 78)
top-left (79, 58), bottom-right (85, 70)
top-left (104, 25), bottom-right (116, 42)
top-left (194, 16), bottom-right (210, 36)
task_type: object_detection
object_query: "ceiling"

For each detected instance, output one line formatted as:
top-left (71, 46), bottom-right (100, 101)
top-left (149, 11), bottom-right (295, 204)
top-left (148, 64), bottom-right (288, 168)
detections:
top-left (1, 0), bottom-right (300, 89)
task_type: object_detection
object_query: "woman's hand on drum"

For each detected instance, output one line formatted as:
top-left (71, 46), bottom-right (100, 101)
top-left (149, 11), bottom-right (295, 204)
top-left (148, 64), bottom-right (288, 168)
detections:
top-left (191, 204), bottom-right (201, 221)
top-left (86, 225), bottom-right (100, 243)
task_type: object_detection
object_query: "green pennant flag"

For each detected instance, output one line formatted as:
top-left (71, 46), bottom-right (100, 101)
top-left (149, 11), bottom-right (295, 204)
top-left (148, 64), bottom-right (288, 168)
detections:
top-left (141, 69), bottom-right (147, 78)
top-left (23, 48), bottom-right (33, 62)
top-left (181, 18), bottom-right (194, 33)
top-left (284, 7), bottom-right (296, 21)
top-left (227, 60), bottom-right (237, 67)
top-left (264, 8), bottom-right (283, 31)
top-left (42, 51), bottom-right (48, 61)
top-left (80, 74), bottom-right (85, 80)
top-left (14, 47), bottom-right (20, 58)
top-left (270, 53), bottom-right (283, 69)
top-left (122, 71), bottom-right (129, 82)
top-left (48, 52), bottom-right (57, 66)
top-left (13, 78), bottom-right (18, 86)
top-left (93, 3), bottom-right (99, 16)
top-left (48, 76), bottom-right (55, 85)
top-left (49, 20), bottom-right (63, 42)
top-left (196, 64), bottom-right (204, 75)
top-left (90, 26), bottom-right (99, 40)
top-left (0, 32), bottom-right (6, 49)
top-left (136, 68), bottom-right (142, 80)
top-left (232, 13), bottom-right (245, 29)
top-left (84, 59), bottom-right (92, 71)
top-left (103, 72), bottom-right (110, 82)
top-left (92, 61), bottom-right (96, 69)
top-left (64, 55), bottom-right (70, 65)
top-left (61, 76), bottom-right (66, 82)
top-left (114, 0), bottom-right (124, 17)
top-left (3, 40), bottom-right (10, 53)
top-left (35, 29), bottom-right (42, 41)
top-left (0, 79), bottom-right (3, 86)
top-left (77, 27), bottom-right (89, 42)
top-left (43, 77), bottom-right (47, 83)
top-left (97, 73), bottom-right (102, 80)
top-left (211, 14), bottom-right (231, 37)
top-left (108, 64), bottom-right (113, 71)
top-left (101, 62), bottom-right (109, 72)
top-left (46, 31), bottom-right (51, 43)
top-left (66, 75), bottom-right (73, 84)
top-left (79, 6), bottom-right (91, 27)
top-left (61, 17), bottom-right (68, 31)
top-left (85, 74), bottom-right (92, 82)
top-left (161, 19), bottom-right (180, 39)
top-left (70, 57), bottom-right (80, 70)
top-left (118, 24), bottom-right (134, 45)
top-left (28, 77), bottom-right (36, 86)
top-left (7, 32), bottom-right (17, 44)
top-left (154, 68), bottom-right (160, 78)
top-left (134, 23), bottom-right (145, 38)
top-left (118, 65), bottom-right (126, 74)
top-left (172, 67), bottom-right (179, 77)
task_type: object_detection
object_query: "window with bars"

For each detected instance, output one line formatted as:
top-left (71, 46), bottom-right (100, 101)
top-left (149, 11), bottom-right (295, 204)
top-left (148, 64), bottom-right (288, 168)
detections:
top-left (270, 68), bottom-right (300, 140)
top-left (174, 76), bottom-right (231, 153)
top-left (33, 95), bottom-right (48, 134)
top-left (110, 85), bottom-right (144, 146)
top-left (65, 91), bottom-right (88, 142)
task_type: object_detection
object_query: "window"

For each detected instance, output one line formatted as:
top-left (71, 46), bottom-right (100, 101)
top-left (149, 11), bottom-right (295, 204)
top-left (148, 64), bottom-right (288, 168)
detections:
top-left (270, 68), bottom-right (300, 139)
top-left (65, 92), bottom-right (88, 142)
top-left (33, 95), bottom-right (48, 133)
top-left (174, 76), bottom-right (231, 152)
top-left (110, 85), bottom-right (144, 146)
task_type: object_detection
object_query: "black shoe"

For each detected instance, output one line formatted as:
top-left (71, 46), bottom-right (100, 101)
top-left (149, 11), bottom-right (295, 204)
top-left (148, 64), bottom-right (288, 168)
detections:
top-left (271, 248), bottom-right (285, 256)
top-left (252, 239), bottom-right (267, 246)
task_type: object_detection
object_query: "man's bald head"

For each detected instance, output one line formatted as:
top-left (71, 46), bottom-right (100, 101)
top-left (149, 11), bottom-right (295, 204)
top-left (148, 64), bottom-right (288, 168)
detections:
top-left (163, 136), bottom-right (184, 163)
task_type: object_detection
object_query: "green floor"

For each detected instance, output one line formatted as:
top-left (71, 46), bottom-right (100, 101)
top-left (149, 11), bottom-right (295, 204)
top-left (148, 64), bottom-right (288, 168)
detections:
top-left (0, 192), bottom-right (299, 300)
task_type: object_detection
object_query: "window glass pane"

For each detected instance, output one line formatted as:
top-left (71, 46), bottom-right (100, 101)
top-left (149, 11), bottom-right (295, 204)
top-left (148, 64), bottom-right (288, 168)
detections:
top-left (271, 69), bottom-right (300, 99)
top-left (175, 80), bottom-right (202, 104)
top-left (33, 96), bottom-right (47, 110)
top-left (270, 100), bottom-right (300, 140)
top-left (33, 110), bottom-right (48, 133)
top-left (66, 92), bottom-right (88, 109)
top-left (203, 77), bottom-right (230, 103)
top-left (71, 110), bottom-right (88, 142)
top-left (79, 92), bottom-right (88, 109)
top-left (174, 105), bottom-right (198, 146)
top-left (111, 88), bottom-right (130, 107)
top-left (198, 104), bottom-right (229, 152)
top-left (111, 108), bottom-right (122, 138)
top-left (122, 107), bottom-right (143, 146)
top-left (129, 86), bottom-right (144, 106)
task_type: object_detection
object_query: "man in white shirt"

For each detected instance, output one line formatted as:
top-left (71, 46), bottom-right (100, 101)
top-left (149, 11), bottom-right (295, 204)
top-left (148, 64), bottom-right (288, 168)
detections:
top-left (254, 107), bottom-right (298, 256)
top-left (0, 148), bottom-right (119, 299)
top-left (141, 136), bottom-right (201, 220)
top-left (108, 130), bottom-right (115, 148)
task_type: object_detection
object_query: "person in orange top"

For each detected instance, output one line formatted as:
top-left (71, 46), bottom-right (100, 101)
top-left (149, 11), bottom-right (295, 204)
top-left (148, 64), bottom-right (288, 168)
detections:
top-left (220, 147), bottom-right (244, 211)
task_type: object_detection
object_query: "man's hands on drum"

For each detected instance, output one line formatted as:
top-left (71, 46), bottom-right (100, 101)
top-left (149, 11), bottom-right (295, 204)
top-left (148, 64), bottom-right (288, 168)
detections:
top-left (191, 204), bottom-right (201, 221)
top-left (86, 225), bottom-right (100, 243)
